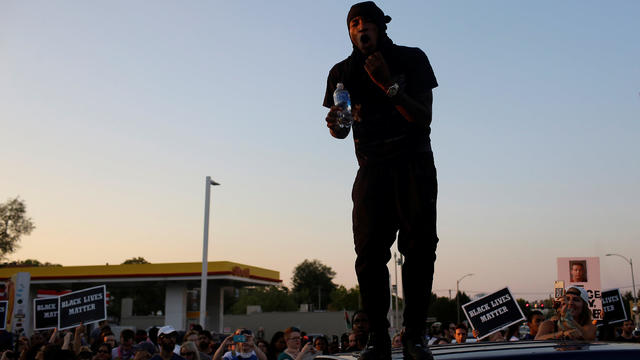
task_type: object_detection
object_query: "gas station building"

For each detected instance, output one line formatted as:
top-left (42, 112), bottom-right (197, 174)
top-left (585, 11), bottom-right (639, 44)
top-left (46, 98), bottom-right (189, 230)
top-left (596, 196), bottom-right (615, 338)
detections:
top-left (0, 261), bottom-right (281, 335)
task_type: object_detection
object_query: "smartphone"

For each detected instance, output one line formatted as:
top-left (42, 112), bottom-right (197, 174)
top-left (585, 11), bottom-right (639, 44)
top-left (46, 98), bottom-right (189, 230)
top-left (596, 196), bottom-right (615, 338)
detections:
top-left (554, 280), bottom-right (565, 299)
top-left (233, 335), bottom-right (246, 343)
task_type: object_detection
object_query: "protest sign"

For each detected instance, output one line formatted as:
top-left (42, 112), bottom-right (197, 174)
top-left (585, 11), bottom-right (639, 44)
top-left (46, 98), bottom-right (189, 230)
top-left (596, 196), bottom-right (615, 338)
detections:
top-left (602, 288), bottom-right (627, 324)
top-left (34, 297), bottom-right (58, 330)
top-left (462, 287), bottom-right (525, 340)
top-left (0, 301), bottom-right (7, 330)
top-left (58, 285), bottom-right (106, 330)
top-left (557, 257), bottom-right (603, 319)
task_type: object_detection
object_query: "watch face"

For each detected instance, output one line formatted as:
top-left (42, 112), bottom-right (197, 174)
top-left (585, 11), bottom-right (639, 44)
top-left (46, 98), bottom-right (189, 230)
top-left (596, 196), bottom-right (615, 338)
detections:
top-left (387, 83), bottom-right (399, 97)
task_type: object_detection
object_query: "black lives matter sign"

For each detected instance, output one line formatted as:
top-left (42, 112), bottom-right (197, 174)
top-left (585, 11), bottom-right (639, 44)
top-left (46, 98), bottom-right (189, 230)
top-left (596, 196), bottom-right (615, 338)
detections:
top-left (602, 288), bottom-right (627, 324)
top-left (34, 297), bottom-right (58, 330)
top-left (462, 287), bottom-right (525, 340)
top-left (0, 301), bottom-right (7, 330)
top-left (58, 285), bottom-right (106, 330)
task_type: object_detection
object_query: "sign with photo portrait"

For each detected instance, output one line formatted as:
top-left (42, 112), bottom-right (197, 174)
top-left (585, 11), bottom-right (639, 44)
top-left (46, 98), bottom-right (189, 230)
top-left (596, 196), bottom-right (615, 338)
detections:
top-left (557, 257), bottom-right (602, 319)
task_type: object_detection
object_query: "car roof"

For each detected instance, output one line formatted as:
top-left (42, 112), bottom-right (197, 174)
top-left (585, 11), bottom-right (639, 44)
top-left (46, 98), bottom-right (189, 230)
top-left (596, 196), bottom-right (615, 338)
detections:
top-left (317, 341), bottom-right (640, 360)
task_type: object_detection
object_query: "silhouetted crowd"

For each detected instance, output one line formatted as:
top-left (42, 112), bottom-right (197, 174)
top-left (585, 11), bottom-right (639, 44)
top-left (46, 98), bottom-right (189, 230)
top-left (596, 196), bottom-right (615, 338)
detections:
top-left (1, 302), bottom-right (638, 360)
top-left (0, 318), bottom-right (373, 360)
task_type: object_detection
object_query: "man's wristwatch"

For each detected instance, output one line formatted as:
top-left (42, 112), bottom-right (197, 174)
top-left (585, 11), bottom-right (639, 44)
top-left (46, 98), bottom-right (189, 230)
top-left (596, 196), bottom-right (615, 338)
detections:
top-left (386, 83), bottom-right (400, 97)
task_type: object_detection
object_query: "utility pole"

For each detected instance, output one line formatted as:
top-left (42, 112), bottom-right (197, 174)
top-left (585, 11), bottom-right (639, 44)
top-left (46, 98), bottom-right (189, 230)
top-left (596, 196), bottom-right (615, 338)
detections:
top-left (200, 176), bottom-right (220, 329)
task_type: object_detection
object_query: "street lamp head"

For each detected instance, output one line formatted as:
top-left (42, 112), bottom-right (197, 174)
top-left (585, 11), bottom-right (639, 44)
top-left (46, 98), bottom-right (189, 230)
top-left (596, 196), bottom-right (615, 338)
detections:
top-left (205, 176), bottom-right (220, 186)
top-left (606, 253), bottom-right (631, 264)
top-left (457, 273), bottom-right (474, 284)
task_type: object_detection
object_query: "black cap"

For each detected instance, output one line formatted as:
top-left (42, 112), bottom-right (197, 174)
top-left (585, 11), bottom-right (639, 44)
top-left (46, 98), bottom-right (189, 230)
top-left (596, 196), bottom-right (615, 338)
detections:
top-left (347, 2), bottom-right (391, 31)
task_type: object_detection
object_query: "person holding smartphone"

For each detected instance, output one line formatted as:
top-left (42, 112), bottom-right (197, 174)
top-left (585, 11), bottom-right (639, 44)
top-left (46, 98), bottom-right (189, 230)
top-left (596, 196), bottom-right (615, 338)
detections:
top-left (214, 329), bottom-right (266, 360)
top-left (536, 286), bottom-right (596, 341)
top-left (277, 328), bottom-right (317, 360)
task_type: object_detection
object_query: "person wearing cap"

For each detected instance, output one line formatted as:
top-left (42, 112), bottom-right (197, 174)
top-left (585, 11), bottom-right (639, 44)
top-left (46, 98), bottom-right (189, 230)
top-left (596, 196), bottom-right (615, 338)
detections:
top-left (535, 286), bottom-right (596, 341)
top-left (150, 326), bottom-right (185, 360)
top-left (213, 329), bottom-right (267, 360)
top-left (323, 2), bottom-right (439, 360)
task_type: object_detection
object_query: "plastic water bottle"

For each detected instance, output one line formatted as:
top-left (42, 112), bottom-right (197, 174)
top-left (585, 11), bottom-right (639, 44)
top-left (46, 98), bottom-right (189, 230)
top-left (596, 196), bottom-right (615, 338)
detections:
top-left (333, 83), bottom-right (353, 128)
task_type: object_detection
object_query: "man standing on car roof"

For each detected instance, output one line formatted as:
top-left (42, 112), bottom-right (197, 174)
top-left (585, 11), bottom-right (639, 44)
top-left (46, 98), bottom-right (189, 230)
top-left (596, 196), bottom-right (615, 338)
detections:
top-left (323, 2), bottom-right (439, 360)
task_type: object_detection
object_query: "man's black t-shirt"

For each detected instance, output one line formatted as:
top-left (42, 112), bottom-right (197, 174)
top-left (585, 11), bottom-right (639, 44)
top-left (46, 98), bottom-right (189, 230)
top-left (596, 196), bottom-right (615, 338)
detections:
top-left (323, 43), bottom-right (438, 164)
top-left (615, 335), bottom-right (639, 342)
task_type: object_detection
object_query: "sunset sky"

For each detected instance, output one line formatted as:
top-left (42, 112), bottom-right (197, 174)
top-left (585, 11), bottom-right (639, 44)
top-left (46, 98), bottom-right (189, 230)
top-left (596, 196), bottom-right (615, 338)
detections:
top-left (1, 0), bottom-right (638, 302)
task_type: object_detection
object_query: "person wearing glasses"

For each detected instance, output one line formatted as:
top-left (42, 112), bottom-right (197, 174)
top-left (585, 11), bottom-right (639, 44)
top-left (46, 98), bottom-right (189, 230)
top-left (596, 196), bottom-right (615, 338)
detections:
top-left (535, 286), bottom-right (596, 341)
top-left (180, 342), bottom-right (201, 360)
top-left (214, 329), bottom-right (267, 360)
top-left (277, 328), bottom-right (317, 360)
top-left (94, 343), bottom-right (113, 360)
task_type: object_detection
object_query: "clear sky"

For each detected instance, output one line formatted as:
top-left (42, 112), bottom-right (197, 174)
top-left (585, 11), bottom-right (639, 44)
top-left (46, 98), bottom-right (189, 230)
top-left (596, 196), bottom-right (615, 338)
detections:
top-left (1, 1), bottom-right (638, 302)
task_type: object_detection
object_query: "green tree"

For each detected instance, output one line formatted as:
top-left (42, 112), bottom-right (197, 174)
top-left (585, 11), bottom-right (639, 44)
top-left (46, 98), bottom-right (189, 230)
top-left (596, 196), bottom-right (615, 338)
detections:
top-left (622, 290), bottom-right (640, 304)
top-left (516, 298), bottom-right (528, 312)
top-left (328, 285), bottom-right (361, 311)
top-left (427, 292), bottom-right (471, 323)
top-left (122, 257), bottom-right (150, 264)
top-left (229, 286), bottom-right (297, 314)
top-left (292, 259), bottom-right (337, 310)
top-left (0, 259), bottom-right (61, 267)
top-left (0, 197), bottom-right (35, 259)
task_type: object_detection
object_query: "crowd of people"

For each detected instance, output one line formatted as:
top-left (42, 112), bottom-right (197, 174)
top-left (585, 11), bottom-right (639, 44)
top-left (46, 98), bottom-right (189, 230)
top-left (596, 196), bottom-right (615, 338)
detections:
top-left (0, 287), bottom-right (638, 360)
top-left (427, 286), bottom-right (639, 344)
top-left (0, 323), bottom-right (352, 360)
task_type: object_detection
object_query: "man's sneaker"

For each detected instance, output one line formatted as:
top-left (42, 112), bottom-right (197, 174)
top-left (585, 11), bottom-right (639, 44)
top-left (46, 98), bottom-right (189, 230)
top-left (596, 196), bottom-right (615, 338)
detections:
top-left (402, 335), bottom-right (434, 360)
top-left (359, 332), bottom-right (391, 360)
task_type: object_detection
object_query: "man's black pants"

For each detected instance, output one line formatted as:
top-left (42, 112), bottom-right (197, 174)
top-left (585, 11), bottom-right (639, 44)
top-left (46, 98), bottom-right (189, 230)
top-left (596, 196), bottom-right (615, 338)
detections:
top-left (352, 151), bottom-right (439, 335)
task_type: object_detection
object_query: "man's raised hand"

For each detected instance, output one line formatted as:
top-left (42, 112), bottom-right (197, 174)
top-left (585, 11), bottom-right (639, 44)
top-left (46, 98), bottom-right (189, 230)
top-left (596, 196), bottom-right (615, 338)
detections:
top-left (364, 51), bottom-right (392, 91)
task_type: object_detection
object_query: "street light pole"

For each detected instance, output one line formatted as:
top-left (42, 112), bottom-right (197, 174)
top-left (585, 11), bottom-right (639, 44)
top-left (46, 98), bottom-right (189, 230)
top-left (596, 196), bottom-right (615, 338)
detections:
top-left (606, 253), bottom-right (638, 326)
top-left (200, 176), bottom-right (220, 328)
top-left (456, 273), bottom-right (474, 323)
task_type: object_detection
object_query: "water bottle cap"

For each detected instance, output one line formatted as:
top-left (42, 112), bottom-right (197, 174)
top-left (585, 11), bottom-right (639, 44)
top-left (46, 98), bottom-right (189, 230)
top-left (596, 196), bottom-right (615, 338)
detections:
top-left (336, 83), bottom-right (344, 90)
